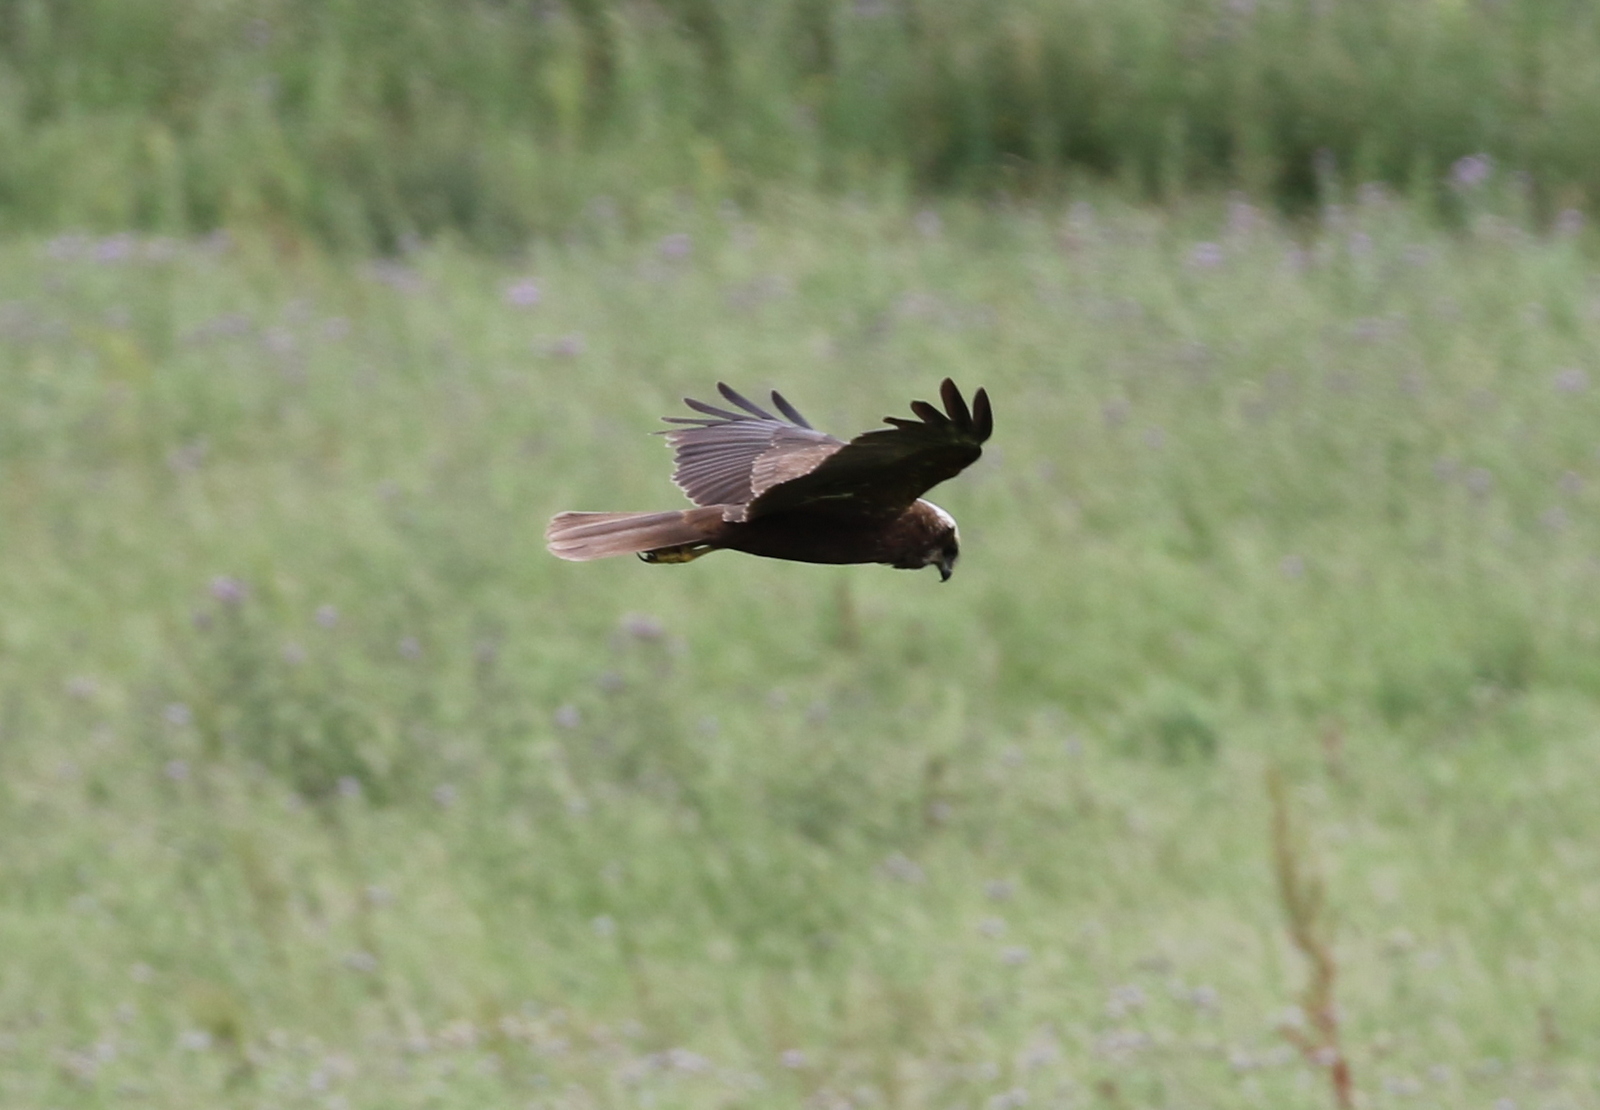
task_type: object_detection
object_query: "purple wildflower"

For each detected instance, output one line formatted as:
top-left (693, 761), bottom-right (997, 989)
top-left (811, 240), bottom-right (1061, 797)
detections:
top-left (1553, 367), bottom-right (1588, 394)
top-left (1106, 984), bottom-right (1147, 1018)
top-left (368, 260), bottom-right (423, 293)
top-left (93, 235), bottom-right (136, 264)
top-left (659, 233), bottom-right (693, 261)
top-left (549, 334), bottom-right (585, 358)
top-left (504, 279), bottom-right (541, 308)
top-left (881, 852), bottom-right (925, 884)
top-left (1189, 241), bottom-right (1225, 269)
top-left (620, 612), bottom-right (665, 641)
top-left (209, 576), bottom-right (247, 605)
top-left (261, 327), bottom-right (295, 356)
top-left (167, 440), bottom-right (208, 474)
top-left (1450, 154), bottom-right (1493, 190)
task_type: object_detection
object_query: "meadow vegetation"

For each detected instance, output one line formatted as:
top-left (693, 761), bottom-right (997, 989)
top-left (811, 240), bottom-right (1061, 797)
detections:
top-left (6, 0), bottom-right (1600, 246)
top-left (7, 2), bottom-right (1600, 1103)
top-left (4, 185), bottom-right (1600, 1107)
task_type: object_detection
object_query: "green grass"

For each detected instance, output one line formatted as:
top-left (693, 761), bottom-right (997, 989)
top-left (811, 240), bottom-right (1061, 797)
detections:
top-left (6, 0), bottom-right (1600, 246)
top-left (4, 190), bottom-right (1600, 1107)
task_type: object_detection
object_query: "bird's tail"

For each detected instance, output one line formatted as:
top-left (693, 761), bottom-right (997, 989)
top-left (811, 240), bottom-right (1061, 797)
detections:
top-left (545, 507), bottom-right (728, 562)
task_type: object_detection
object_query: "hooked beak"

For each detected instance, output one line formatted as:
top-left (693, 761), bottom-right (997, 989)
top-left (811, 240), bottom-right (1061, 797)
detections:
top-left (937, 554), bottom-right (956, 582)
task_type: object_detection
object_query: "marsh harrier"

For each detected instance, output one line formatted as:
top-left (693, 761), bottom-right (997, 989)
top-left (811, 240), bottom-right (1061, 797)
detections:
top-left (546, 379), bottom-right (992, 580)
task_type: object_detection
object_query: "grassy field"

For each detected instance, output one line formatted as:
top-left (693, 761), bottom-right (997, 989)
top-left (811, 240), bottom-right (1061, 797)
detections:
top-left (8, 0), bottom-right (1600, 245)
top-left (4, 189), bottom-right (1600, 1108)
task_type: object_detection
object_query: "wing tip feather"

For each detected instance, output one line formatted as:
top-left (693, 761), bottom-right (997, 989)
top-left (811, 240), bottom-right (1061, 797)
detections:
top-left (716, 382), bottom-right (776, 421)
top-left (971, 386), bottom-right (993, 441)
top-left (770, 390), bottom-right (812, 428)
top-left (939, 378), bottom-right (972, 427)
top-left (669, 383), bottom-right (819, 431)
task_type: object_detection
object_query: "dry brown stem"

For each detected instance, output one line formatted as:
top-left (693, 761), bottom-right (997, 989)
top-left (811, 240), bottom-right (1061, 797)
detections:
top-left (1267, 765), bottom-right (1354, 1110)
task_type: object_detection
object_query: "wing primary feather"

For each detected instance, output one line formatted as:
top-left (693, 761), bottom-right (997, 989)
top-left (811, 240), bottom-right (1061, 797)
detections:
top-left (908, 400), bottom-right (950, 426)
top-left (717, 383), bottom-right (777, 420)
top-left (940, 378), bottom-right (972, 428)
top-left (682, 396), bottom-right (749, 421)
top-left (660, 416), bottom-right (733, 428)
top-left (972, 387), bottom-right (993, 440)
top-left (770, 390), bottom-right (812, 428)
top-left (678, 395), bottom-right (745, 422)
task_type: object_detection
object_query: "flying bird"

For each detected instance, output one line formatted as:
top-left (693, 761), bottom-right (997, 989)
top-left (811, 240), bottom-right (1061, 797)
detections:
top-left (546, 379), bottom-right (993, 580)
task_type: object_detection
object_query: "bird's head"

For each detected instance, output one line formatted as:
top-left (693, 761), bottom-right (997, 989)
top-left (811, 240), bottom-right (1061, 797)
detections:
top-left (901, 500), bottom-right (960, 581)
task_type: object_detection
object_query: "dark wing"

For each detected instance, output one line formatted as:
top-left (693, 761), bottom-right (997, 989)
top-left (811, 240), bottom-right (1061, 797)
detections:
top-left (745, 379), bottom-right (993, 520)
top-left (660, 383), bottom-right (846, 520)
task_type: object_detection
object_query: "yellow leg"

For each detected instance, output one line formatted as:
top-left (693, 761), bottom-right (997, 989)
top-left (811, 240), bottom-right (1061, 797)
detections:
top-left (639, 544), bottom-right (716, 564)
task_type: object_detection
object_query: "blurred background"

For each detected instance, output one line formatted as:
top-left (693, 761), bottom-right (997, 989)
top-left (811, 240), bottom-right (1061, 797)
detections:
top-left (4, 2), bottom-right (1600, 1107)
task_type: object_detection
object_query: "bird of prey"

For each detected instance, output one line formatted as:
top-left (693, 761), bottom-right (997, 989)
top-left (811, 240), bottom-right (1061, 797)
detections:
top-left (547, 379), bottom-right (993, 580)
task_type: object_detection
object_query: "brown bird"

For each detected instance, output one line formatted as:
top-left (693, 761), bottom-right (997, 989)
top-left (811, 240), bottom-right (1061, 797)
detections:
top-left (546, 379), bottom-right (993, 580)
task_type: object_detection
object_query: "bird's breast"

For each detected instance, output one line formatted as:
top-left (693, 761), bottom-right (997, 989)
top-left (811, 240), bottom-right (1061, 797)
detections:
top-left (719, 502), bottom-right (948, 566)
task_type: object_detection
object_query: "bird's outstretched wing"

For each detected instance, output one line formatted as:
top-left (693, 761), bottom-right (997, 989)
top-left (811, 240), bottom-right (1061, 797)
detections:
top-left (660, 384), bottom-right (846, 520)
top-left (662, 379), bottom-right (992, 522)
top-left (746, 379), bottom-right (992, 520)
